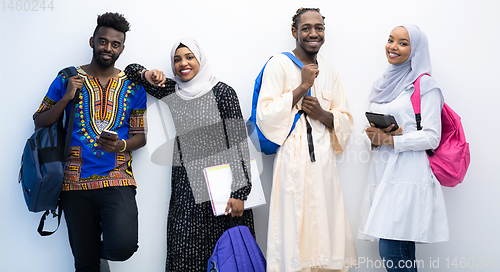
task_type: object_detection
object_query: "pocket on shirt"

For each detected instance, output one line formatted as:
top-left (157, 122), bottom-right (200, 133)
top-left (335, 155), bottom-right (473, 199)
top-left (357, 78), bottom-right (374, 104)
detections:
top-left (320, 89), bottom-right (333, 109)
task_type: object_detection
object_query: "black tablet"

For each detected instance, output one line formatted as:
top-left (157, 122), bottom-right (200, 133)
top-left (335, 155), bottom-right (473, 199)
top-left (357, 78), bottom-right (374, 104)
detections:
top-left (365, 112), bottom-right (399, 132)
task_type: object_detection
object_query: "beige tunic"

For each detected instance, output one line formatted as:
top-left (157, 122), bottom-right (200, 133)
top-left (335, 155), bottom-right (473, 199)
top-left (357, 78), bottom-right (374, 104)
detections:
top-left (257, 53), bottom-right (357, 272)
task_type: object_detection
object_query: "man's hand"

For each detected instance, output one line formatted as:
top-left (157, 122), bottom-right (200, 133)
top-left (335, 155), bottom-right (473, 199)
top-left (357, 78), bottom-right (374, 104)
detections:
top-left (302, 96), bottom-right (325, 120)
top-left (300, 63), bottom-right (319, 91)
top-left (145, 69), bottom-right (166, 87)
top-left (63, 75), bottom-right (83, 102)
top-left (225, 198), bottom-right (244, 217)
top-left (302, 96), bottom-right (334, 129)
top-left (96, 134), bottom-right (124, 153)
top-left (293, 64), bottom-right (319, 107)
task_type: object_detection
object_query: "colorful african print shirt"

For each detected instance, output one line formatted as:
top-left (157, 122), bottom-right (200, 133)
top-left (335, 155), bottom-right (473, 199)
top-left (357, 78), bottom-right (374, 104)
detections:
top-left (33, 67), bottom-right (147, 191)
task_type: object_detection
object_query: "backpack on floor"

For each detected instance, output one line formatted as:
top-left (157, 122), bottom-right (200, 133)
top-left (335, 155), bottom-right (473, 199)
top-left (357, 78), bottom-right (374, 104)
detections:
top-left (411, 73), bottom-right (470, 187)
top-left (246, 52), bottom-right (311, 155)
top-left (19, 66), bottom-right (80, 236)
top-left (208, 218), bottom-right (266, 272)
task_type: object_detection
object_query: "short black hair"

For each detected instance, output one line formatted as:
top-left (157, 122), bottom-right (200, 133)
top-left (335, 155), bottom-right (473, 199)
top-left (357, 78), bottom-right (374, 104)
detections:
top-left (93, 12), bottom-right (130, 41)
top-left (292, 8), bottom-right (325, 29)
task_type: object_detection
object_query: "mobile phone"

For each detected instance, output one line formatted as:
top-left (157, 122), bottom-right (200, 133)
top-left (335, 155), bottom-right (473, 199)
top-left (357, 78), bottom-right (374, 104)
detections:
top-left (365, 112), bottom-right (399, 132)
top-left (101, 129), bottom-right (118, 140)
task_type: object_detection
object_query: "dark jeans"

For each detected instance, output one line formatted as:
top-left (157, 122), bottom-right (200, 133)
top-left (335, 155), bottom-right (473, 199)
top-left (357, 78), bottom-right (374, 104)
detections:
top-left (379, 238), bottom-right (417, 272)
top-left (60, 186), bottom-right (139, 272)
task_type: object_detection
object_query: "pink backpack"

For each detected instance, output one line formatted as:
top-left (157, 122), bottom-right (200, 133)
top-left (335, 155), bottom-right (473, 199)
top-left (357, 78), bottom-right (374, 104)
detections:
top-left (411, 73), bottom-right (470, 187)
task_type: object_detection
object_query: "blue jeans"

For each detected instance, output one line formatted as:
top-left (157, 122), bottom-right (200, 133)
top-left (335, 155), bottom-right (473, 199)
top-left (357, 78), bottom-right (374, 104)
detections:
top-left (379, 239), bottom-right (417, 272)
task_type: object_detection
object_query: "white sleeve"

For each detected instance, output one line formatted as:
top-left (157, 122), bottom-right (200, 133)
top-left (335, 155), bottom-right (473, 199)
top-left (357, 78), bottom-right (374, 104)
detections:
top-left (328, 71), bottom-right (353, 154)
top-left (393, 88), bottom-right (444, 152)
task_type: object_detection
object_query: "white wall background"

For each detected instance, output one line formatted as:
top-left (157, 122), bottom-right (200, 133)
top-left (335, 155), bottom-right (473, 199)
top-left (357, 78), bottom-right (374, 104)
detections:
top-left (1, 0), bottom-right (499, 271)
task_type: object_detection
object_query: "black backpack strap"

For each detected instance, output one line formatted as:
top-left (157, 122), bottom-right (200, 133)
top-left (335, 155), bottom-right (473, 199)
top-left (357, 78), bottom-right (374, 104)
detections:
top-left (298, 110), bottom-right (316, 162)
top-left (57, 66), bottom-right (80, 162)
top-left (59, 67), bottom-right (78, 82)
top-left (281, 52), bottom-right (316, 162)
top-left (63, 91), bottom-right (80, 162)
top-left (412, 73), bottom-right (434, 157)
top-left (38, 205), bottom-right (62, 236)
top-left (37, 67), bottom-right (80, 236)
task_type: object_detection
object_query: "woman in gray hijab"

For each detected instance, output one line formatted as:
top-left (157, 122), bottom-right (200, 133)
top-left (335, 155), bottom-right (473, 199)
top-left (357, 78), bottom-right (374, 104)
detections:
top-left (358, 25), bottom-right (449, 272)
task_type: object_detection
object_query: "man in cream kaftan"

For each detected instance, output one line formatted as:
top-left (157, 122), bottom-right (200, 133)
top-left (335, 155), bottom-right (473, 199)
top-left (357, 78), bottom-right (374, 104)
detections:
top-left (257, 53), bottom-right (357, 271)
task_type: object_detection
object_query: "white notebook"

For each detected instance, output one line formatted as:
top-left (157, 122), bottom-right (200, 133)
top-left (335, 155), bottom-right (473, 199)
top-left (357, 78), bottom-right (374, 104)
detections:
top-left (203, 159), bottom-right (266, 216)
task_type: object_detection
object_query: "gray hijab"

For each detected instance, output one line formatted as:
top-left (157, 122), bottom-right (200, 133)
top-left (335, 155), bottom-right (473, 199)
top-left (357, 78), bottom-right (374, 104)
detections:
top-left (369, 24), bottom-right (439, 103)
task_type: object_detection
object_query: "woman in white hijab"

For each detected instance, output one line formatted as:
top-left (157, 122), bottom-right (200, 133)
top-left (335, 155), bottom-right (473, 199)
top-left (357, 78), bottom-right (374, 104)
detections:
top-left (125, 38), bottom-right (255, 271)
top-left (358, 25), bottom-right (449, 272)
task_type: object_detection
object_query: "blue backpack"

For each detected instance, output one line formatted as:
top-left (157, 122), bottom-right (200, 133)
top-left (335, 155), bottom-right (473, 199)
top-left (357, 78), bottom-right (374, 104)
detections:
top-left (19, 66), bottom-right (79, 236)
top-left (246, 52), bottom-right (311, 155)
top-left (208, 220), bottom-right (266, 272)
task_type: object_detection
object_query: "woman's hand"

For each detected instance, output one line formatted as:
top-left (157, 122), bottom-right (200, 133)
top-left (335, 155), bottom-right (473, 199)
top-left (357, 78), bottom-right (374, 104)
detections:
top-left (225, 198), bottom-right (244, 217)
top-left (383, 124), bottom-right (403, 136)
top-left (366, 123), bottom-right (403, 147)
top-left (145, 69), bottom-right (166, 87)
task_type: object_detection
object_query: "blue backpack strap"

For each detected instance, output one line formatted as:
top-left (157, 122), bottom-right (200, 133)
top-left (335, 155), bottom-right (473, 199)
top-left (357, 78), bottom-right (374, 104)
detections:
top-left (246, 58), bottom-right (283, 155)
top-left (281, 53), bottom-right (306, 144)
top-left (281, 52), bottom-right (311, 97)
top-left (246, 53), bottom-right (314, 159)
top-left (281, 52), bottom-right (316, 162)
top-left (282, 52), bottom-right (303, 68)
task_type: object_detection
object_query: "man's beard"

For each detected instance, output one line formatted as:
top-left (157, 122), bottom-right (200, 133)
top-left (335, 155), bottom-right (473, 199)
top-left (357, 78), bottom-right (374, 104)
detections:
top-left (93, 47), bottom-right (120, 69)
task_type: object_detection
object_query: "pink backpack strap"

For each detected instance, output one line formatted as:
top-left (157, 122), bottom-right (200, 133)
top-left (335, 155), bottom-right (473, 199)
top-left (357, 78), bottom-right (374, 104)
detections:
top-left (411, 73), bottom-right (431, 130)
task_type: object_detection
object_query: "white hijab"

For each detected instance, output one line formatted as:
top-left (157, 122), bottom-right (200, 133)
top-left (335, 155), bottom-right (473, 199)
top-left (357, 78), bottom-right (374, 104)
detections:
top-left (170, 38), bottom-right (219, 100)
top-left (369, 24), bottom-right (439, 103)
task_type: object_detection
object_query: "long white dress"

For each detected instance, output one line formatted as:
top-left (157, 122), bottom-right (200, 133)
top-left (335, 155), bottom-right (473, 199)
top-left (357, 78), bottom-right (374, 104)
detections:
top-left (358, 77), bottom-right (449, 243)
top-left (257, 53), bottom-right (357, 272)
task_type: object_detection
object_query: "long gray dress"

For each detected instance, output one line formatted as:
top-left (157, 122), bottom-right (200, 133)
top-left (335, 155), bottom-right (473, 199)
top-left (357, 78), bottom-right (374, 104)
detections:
top-left (125, 64), bottom-right (255, 272)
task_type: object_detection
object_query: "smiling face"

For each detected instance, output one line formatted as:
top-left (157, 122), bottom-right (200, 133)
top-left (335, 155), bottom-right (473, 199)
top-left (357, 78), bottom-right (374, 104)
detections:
top-left (173, 47), bottom-right (200, 81)
top-left (385, 26), bottom-right (411, 65)
top-left (292, 10), bottom-right (325, 55)
top-left (90, 26), bottom-right (125, 69)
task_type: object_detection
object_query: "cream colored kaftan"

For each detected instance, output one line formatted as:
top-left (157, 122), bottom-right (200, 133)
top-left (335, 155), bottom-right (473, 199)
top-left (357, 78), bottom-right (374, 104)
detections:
top-left (257, 53), bottom-right (357, 272)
